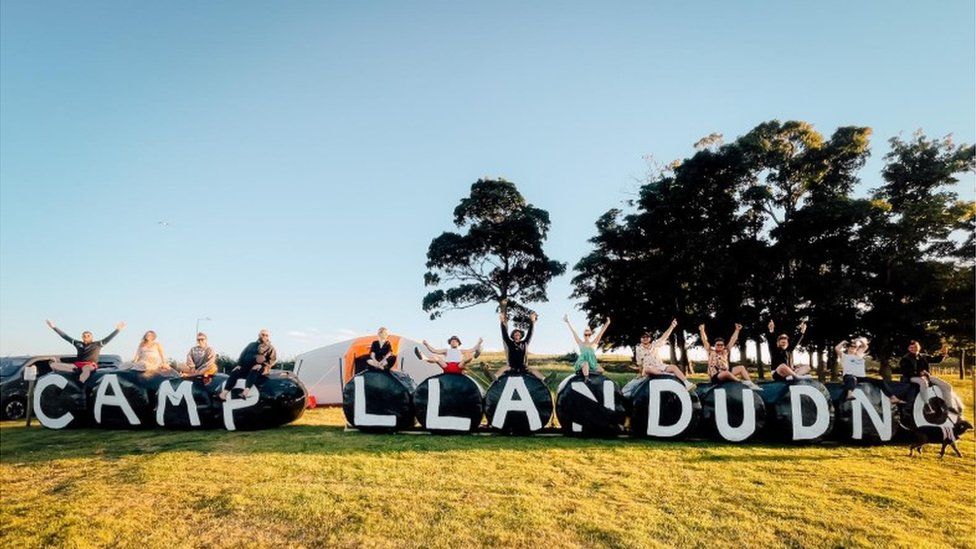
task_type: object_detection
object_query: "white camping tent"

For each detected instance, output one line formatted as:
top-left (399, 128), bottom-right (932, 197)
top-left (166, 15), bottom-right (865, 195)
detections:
top-left (293, 334), bottom-right (442, 405)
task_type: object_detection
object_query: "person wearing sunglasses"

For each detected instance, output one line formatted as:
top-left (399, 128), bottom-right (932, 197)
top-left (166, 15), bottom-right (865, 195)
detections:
top-left (219, 329), bottom-right (277, 400)
top-left (564, 314), bottom-right (611, 380)
top-left (700, 322), bottom-right (759, 389)
top-left (182, 332), bottom-right (218, 380)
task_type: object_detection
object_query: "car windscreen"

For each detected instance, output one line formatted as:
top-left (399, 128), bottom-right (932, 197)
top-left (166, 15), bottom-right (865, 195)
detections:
top-left (0, 358), bottom-right (28, 377)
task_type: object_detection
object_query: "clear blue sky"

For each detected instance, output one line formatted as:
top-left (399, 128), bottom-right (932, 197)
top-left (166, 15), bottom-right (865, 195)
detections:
top-left (2, 1), bottom-right (974, 360)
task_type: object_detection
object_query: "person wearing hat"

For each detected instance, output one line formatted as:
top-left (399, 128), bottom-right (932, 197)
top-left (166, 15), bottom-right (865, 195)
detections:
top-left (415, 335), bottom-right (483, 374)
top-left (635, 319), bottom-right (695, 390)
top-left (491, 311), bottom-right (545, 380)
top-left (767, 319), bottom-right (811, 381)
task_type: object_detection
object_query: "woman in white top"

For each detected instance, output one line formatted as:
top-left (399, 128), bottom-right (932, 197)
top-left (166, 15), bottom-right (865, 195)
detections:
top-left (415, 335), bottom-right (483, 374)
top-left (129, 330), bottom-right (169, 373)
top-left (635, 319), bottom-right (695, 390)
top-left (835, 337), bottom-right (903, 404)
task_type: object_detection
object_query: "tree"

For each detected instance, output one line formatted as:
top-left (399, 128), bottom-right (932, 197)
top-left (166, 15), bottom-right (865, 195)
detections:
top-left (423, 178), bottom-right (566, 322)
top-left (862, 132), bottom-right (975, 377)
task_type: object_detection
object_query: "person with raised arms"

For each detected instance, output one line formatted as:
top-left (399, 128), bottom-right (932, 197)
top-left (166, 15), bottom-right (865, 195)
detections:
top-left (700, 322), bottom-right (760, 389)
top-left (835, 337), bottom-right (904, 404)
top-left (767, 319), bottom-right (810, 381)
top-left (414, 335), bottom-right (483, 374)
top-left (636, 318), bottom-right (695, 390)
top-left (491, 311), bottom-right (545, 380)
top-left (219, 329), bottom-right (277, 400)
top-left (46, 319), bottom-right (125, 382)
top-left (563, 314), bottom-right (611, 380)
top-left (899, 340), bottom-right (955, 413)
top-left (182, 332), bottom-right (218, 380)
top-left (127, 330), bottom-right (169, 373)
top-left (366, 327), bottom-right (396, 371)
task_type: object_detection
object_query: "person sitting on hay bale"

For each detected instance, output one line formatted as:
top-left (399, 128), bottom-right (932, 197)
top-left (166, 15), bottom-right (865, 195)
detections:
top-left (636, 318), bottom-right (695, 391)
top-left (415, 335), bottom-right (483, 374)
top-left (700, 322), bottom-right (760, 390)
top-left (181, 332), bottom-right (218, 381)
top-left (835, 337), bottom-right (904, 405)
top-left (366, 327), bottom-right (396, 371)
top-left (46, 319), bottom-right (125, 382)
top-left (563, 314), bottom-right (611, 380)
top-left (220, 329), bottom-right (276, 400)
top-left (767, 319), bottom-right (811, 381)
top-left (490, 311), bottom-right (545, 380)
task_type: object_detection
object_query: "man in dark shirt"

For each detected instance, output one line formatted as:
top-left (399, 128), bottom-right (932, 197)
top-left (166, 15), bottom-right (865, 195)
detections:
top-left (219, 329), bottom-right (277, 400)
top-left (489, 311), bottom-right (544, 380)
top-left (899, 340), bottom-right (954, 412)
top-left (46, 319), bottom-right (125, 382)
top-left (767, 319), bottom-right (809, 381)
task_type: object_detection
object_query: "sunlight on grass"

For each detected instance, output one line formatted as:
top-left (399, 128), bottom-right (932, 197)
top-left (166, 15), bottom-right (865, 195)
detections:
top-left (1, 378), bottom-right (974, 548)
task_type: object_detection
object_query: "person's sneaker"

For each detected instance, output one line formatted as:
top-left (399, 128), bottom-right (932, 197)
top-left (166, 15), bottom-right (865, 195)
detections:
top-left (684, 380), bottom-right (697, 391)
top-left (786, 375), bottom-right (795, 381)
top-left (473, 344), bottom-right (482, 359)
top-left (744, 380), bottom-right (761, 390)
top-left (414, 347), bottom-right (423, 360)
top-left (796, 374), bottom-right (812, 379)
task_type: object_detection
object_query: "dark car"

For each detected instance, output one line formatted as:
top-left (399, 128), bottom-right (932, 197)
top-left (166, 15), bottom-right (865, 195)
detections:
top-left (0, 354), bottom-right (123, 420)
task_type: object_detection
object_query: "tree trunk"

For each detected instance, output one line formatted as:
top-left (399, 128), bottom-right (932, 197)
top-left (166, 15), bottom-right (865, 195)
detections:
top-left (669, 340), bottom-right (678, 366)
top-left (738, 339), bottom-right (748, 370)
top-left (826, 350), bottom-right (838, 382)
top-left (755, 339), bottom-right (765, 380)
top-left (880, 356), bottom-right (892, 381)
top-left (677, 333), bottom-right (690, 373)
top-left (960, 349), bottom-right (966, 380)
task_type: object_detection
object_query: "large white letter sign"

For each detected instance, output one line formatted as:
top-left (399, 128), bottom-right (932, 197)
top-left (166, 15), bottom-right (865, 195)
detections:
top-left (647, 378), bottom-right (693, 437)
top-left (491, 377), bottom-right (542, 430)
top-left (157, 380), bottom-right (200, 427)
top-left (714, 388), bottom-right (756, 442)
top-left (222, 379), bottom-right (261, 431)
top-left (788, 384), bottom-right (830, 440)
top-left (33, 375), bottom-right (74, 429)
top-left (851, 388), bottom-right (892, 441)
top-left (567, 380), bottom-right (616, 432)
top-left (352, 375), bottom-right (396, 428)
top-left (912, 385), bottom-right (951, 429)
top-left (94, 374), bottom-right (140, 426)
top-left (425, 377), bottom-right (471, 431)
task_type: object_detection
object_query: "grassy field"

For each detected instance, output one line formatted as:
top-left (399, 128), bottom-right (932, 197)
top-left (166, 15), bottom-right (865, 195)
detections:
top-left (1, 371), bottom-right (974, 548)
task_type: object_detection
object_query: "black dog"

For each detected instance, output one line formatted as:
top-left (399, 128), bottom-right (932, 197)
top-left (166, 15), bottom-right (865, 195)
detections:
top-left (906, 419), bottom-right (973, 458)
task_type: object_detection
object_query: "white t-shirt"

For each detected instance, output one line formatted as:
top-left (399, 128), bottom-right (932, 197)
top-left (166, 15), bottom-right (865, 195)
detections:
top-left (841, 354), bottom-right (866, 377)
top-left (445, 348), bottom-right (463, 363)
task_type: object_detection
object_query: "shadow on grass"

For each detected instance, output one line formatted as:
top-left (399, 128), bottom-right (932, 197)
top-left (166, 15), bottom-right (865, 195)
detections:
top-left (0, 420), bottom-right (864, 466)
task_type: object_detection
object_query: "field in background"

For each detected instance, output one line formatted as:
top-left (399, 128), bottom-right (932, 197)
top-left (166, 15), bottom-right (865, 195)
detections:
top-left (2, 371), bottom-right (974, 547)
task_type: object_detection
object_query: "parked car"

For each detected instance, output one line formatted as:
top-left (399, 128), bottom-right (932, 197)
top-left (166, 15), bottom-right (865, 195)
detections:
top-left (0, 354), bottom-right (122, 420)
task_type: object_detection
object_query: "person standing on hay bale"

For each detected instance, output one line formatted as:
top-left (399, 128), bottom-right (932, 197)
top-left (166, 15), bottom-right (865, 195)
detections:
top-left (46, 319), bottom-right (125, 382)
top-left (366, 327), bottom-right (396, 371)
top-left (900, 340), bottom-right (956, 414)
top-left (181, 332), bottom-right (218, 381)
top-left (491, 311), bottom-right (545, 380)
top-left (636, 318), bottom-right (695, 391)
top-left (220, 329), bottom-right (276, 400)
top-left (563, 314), bottom-right (611, 380)
top-left (835, 337), bottom-right (904, 404)
top-left (767, 319), bottom-right (811, 381)
top-left (414, 335), bottom-right (483, 374)
top-left (700, 322), bottom-right (760, 389)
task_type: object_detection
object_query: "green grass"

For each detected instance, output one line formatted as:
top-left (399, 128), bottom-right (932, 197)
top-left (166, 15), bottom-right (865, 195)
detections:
top-left (1, 377), bottom-right (974, 548)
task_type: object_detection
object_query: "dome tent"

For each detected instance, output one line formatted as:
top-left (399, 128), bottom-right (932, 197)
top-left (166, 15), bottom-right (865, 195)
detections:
top-left (293, 334), bottom-right (441, 405)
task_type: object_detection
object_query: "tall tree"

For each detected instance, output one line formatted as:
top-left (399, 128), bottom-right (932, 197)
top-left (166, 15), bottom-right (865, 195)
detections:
top-left (423, 178), bottom-right (566, 322)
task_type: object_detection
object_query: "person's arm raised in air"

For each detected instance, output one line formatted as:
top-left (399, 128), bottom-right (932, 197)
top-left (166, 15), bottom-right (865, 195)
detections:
top-left (834, 340), bottom-right (847, 360)
top-left (46, 320), bottom-right (77, 344)
top-left (563, 315), bottom-right (583, 346)
top-left (593, 317), bottom-right (612, 347)
top-left (766, 320), bottom-right (778, 357)
top-left (100, 322), bottom-right (125, 345)
top-left (422, 340), bottom-right (447, 355)
top-left (699, 324), bottom-right (712, 353)
top-left (500, 313), bottom-right (512, 345)
top-left (524, 312), bottom-right (537, 345)
top-left (727, 323), bottom-right (742, 350)
top-left (464, 338), bottom-right (483, 355)
top-left (925, 343), bottom-right (950, 366)
top-left (654, 319), bottom-right (678, 347)
top-left (791, 321), bottom-right (807, 352)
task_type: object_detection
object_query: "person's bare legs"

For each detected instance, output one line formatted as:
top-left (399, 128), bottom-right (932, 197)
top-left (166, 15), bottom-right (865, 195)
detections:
top-left (793, 364), bottom-right (811, 376)
top-left (51, 363), bottom-right (75, 374)
top-left (716, 370), bottom-right (737, 382)
top-left (664, 365), bottom-right (696, 390)
top-left (775, 364), bottom-right (796, 380)
top-left (732, 365), bottom-right (760, 389)
top-left (78, 364), bottom-right (96, 383)
top-left (366, 358), bottom-right (385, 370)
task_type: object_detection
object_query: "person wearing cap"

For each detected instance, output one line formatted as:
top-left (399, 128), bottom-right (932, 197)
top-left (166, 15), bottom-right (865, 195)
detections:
top-left (700, 322), bottom-right (759, 389)
top-left (835, 337), bottom-right (904, 404)
top-left (182, 332), bottom-right (218, 380)
top-left (219, 329), bottom-right (277, 400)
top-left (46, 319), bottom-right (126, 382)
top-left (415, 335), bottom-right (483, 374)
top-left (635, 319), bottom-right (695, 390)
top-left (491, 311), bottom-right (545, 380)
top-left (366, 327), bottom-right (396, 371)
top-left (767, 319), bottom-right (810, 381)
